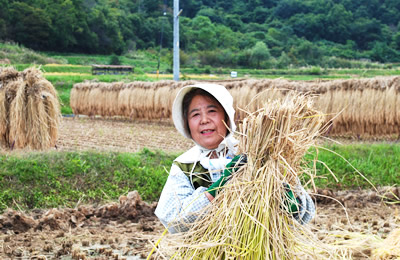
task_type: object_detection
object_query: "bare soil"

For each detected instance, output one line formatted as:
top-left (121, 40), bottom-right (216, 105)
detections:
top-left (1, 117), bottom-right (399, 259)
top-left (56, 117), bottom-right (193, 153)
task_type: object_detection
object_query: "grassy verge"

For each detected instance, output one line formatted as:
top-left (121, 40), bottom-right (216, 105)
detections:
top-left (47, 51), bottom-right (170, 73)
top-left (181, 67), bottom-right (400, 79)
top-left (304, 143), bottom-right (400, 189)
top-left (0, 144), bottom-right (399, 213)
top-left (0, 149), bottom-right (176, 213)
top-left (0, 42), bottom-right (65, 64)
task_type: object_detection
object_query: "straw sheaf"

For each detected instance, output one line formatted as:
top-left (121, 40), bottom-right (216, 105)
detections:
top-left (118, 85), bottom-right (132, 117)
top-left (107, 82), bottom-right (123, 116)
top-left (1, 80), bottom-right (23, 146)
top-left (70, 86), bottom-right (80, 114)
top-left (0, 67), bottom-right (60, 150)
top-left (0, 87), bottom-right (6, 146)
top-left (8, 81), bottom-right (28, 148)
top-left (0, 66), bottom-right (19, 84)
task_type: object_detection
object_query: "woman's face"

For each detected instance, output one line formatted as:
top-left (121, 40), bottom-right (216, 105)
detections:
top-left (187, 95), bottom-right (228, 150)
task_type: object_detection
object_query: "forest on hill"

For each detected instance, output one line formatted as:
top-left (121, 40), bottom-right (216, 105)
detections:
top-left (0, 0), bottom-right (400, 68)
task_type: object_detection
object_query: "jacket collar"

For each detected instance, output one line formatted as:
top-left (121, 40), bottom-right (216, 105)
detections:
top-left (175, 135), bottom-right (238, 164)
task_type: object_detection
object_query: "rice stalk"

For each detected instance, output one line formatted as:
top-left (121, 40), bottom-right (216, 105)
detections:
top-left (0, 80), bottom-right (8, 146)
top-left (8, 80), bottom-right (28, 148)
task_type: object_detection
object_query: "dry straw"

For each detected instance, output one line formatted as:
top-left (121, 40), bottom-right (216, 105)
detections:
top-left (70, 77), bottom-right (400, 138)
top-left (0, 67), bottom-right (60, 150)
top-left (324, 228), bottom-right (400, 259)
top-left (154, 93), bottom-right (348, 259)
top-left (372, 228), bottom-right (400, 259)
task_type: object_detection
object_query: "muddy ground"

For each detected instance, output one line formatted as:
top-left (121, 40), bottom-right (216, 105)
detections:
top-left (1, 117), bottom-right (399, 259)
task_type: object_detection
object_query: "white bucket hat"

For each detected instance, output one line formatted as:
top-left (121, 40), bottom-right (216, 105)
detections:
top-left (172, 83), bottom-right (236, 140)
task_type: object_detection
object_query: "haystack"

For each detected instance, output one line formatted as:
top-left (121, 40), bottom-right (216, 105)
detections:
top-left (0, 67), bottom-right (61, 150)
top-left (70, 77), bottom-right (400, 138)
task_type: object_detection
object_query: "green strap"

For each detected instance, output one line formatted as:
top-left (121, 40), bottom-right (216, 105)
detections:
top-left (283, 184), bottom-right (300, 214)
top-left (207, 154), bottom-right (244, 197)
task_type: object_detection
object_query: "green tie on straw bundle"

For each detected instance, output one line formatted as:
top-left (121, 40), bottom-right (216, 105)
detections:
top-left (163, 94), bottom-right (329, 259)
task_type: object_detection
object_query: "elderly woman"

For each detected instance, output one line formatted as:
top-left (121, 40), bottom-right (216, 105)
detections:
top-left (155, 84), bottom-right (315, 233)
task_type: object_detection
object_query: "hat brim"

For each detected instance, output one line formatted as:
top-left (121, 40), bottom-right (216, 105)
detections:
top-left (172, 84), bottom-right (236, 141)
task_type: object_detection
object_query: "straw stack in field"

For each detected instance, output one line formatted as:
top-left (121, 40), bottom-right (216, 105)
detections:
top-left (71, 80), bottom-right (196, 120)
top-left (0, 67), bottom-right (60, 150)
top-left (160, 94), bottom-right (337, 259)
top-left (226, 77), bottom-right (400, 138)
top-left (70, 76), bottom-right (400, 138)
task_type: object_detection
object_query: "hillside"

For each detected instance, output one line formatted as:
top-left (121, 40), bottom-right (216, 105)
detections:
top-left (0, 0), bottom-right (399, 67)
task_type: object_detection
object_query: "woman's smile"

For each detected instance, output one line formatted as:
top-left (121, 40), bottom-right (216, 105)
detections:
top-left (188, 95), bottom-right (227, 149)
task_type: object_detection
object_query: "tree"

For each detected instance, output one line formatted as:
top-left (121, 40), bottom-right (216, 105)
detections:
top-left (293, 40), bottom-right (323, 65)
top-left (324, 4), bottom-right (352, 43)
top-left (0, 0), bottom-right (9, 39)
top-left (250, 41), bottom-right (271, 68)
top-left (350, 17), bottom-right (383, 49)
top-left (277, 51), bottom-right (291, 68)
top-left (197, 7), bottom-right (224, 24)
top-left (188, 16), bottom-right (217, 50)
top-left (224, 14), bottom-right (244, 32)
top-left (46, 0), bottom-right (79, 50)
top-left (9, 2), bottom-right (52, 50)
top-left (369, 41), bottom-right (400, 62)
top-left (215, 25), bottom-right (238, 49)
top-left (109, 54), bottom-right (121, 65)
top-left (0, 18), bottom-right (6, 40)
top-left (393, 32), bottom-right (400, 50)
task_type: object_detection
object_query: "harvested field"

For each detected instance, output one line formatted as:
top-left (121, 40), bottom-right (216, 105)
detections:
top-left (55, 117), bottom-right (193, 153)
top-left (0, 189), bottom-right (399, 259)
top-left (1, 117), bottom-right (399, 259)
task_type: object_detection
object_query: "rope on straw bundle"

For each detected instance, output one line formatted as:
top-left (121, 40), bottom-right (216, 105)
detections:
top-left (157, 93), bottom-right (348, 259)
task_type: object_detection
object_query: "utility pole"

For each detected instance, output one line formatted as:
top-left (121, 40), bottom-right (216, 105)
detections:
top-left (173, 0), bottom-right (180, 81)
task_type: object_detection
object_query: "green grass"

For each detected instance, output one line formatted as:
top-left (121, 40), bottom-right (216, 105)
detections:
top-left (14, 64), bottom-right (92, 74)
top-left (0, 42), bottom-right (65, 64)
top-left (0, 148), bottom-right (176, 212)
top-left (0, 144), bottom-right (399, 213)
top-left (48, 50), bottom-right (170, 73)
top-left (181, 67), bottom-right (400, 80)
top-left (304, 143), bottom-right (400, 189)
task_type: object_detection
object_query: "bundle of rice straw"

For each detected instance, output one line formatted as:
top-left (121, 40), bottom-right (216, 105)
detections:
top-left (372, 228), bottom-right (400, 259)
top-left (160, 94), bottom-right (347, 259)
top-left (0, 67), bottom-right (60, 150)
